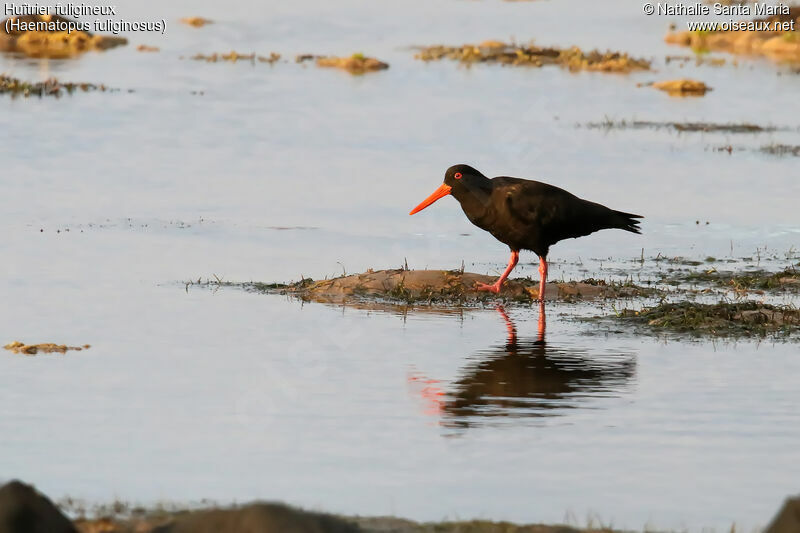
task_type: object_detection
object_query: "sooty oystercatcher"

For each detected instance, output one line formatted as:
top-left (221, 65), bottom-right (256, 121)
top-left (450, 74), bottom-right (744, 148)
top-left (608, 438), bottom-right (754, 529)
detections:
top-left (409, 164), bottom-right (642, 300)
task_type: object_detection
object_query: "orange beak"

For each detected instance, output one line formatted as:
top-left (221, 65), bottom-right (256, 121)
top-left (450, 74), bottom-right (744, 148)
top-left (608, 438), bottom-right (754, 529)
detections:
top-left (409, 184), bottom-right (452, 215)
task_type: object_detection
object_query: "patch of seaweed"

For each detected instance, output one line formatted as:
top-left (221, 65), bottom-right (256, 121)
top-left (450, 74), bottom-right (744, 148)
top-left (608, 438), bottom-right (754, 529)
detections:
top-left (666, 267), bottom-right (800, 294)
top-left (0, 74), bottom-right (110, 97)
top-left (617, 301), bottom-right (800, 338)
top-left (760, 143), bottom-right (800, 156)
top-left (414, 41), bottom-right (650, 72)
top-left (584, 118), bottom-right (776, 133)
top-left (189, 51), bottom-right (281, 63)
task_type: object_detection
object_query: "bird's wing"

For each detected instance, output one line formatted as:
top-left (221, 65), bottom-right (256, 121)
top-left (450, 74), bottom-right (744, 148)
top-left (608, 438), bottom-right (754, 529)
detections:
top-left (501, 180), bottom-right (572, 228)
top-left (502, 179), bottom-right (615, 241)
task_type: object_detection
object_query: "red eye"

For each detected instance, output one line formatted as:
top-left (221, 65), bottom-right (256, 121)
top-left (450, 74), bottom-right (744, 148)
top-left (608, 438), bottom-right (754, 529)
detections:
top-left (454, 172), bottom-right (462, 179)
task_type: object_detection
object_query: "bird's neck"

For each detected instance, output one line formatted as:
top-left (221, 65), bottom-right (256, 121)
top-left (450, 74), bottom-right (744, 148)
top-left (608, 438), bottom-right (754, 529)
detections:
top-left (453, 179), bottom-right (493, 220)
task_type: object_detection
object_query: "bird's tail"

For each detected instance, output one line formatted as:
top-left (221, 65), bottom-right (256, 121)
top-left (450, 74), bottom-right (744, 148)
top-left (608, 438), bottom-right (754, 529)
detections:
top-left (612, 210), bottom-right (643, 234)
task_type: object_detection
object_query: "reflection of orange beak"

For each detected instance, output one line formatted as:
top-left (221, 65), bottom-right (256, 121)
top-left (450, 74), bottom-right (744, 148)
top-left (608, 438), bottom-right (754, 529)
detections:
top-left (409, 184), bottom-right (452, 215)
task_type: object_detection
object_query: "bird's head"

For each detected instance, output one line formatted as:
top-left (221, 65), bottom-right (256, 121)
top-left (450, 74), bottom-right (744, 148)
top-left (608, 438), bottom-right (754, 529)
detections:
top-left (409, 164), bottom-right (487, 215)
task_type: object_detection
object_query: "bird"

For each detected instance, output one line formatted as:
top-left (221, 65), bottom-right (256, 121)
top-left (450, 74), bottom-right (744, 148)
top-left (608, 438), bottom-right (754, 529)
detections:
top-left (409, 164), bottom-right (642, 301)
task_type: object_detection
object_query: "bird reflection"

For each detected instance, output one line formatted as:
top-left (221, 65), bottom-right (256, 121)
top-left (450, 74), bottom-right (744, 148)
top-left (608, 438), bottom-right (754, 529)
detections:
top-left (409, 305), bottom-right (636, 429)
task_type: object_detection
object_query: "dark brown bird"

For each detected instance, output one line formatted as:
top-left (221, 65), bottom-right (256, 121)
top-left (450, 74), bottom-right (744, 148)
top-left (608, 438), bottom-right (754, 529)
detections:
top-left (409, 164), bottom-right (642, 300)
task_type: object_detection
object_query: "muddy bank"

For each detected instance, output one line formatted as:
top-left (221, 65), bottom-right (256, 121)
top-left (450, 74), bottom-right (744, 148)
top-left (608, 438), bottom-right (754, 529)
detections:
top-left (0, 14), bottom-right (126, 58)
top-left (414, 41), bottom-right (650, 72)
top-left (665, 6), bottom-right (800, 61)
top-left (195, 269), bottom-right (657, 305)
top-left (648, 79), bottom-right (712, 96)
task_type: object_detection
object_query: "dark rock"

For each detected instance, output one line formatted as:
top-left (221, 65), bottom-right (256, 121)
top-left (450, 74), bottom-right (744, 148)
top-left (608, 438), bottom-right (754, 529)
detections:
top-left (0, 480), bottom-right (76, 533)
top-left (766, 497), bottom-right (800, 533)
top-left (152, 502), bottom-right (361, 533)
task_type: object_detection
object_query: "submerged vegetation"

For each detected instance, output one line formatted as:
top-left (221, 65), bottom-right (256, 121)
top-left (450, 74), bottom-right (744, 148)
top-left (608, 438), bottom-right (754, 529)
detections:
top-left (189, 51), bottom-right (281, 63)
top-left (0, 74), bottom-right (110, 97)
top-left (616, 301), bottom-right (800, 339)
top-left (186, 51), bottom-right (387, 72)
top-left (584, 119), bottom-right (776, 132)
top-left (414, 41), bottom-right (650, 72)
top-left (664, 267), bottom-right (800, 293)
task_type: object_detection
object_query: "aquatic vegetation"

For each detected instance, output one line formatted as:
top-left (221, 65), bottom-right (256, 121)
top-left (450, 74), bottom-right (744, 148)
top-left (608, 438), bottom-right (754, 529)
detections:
top-left (713, 143), bottom-right (800, 157)
top-left (617, 301), bottom-right (800, 338)
top-left (584, 119), bottom-right (775, 133)
top-left (667, 267), bottom-right (800, 293)
top-left (189, 51), bottom-right (280, 63)
top-left (414, 41), bottom-right (650, 72)
top-left (4, 341), bottom-right (90, 355)
top-left (0, 74), bottom-right (109, 97)
top-left (137, 44), bottom-right (159, 52)
top-left (760, 143), bottom-right (800, 156)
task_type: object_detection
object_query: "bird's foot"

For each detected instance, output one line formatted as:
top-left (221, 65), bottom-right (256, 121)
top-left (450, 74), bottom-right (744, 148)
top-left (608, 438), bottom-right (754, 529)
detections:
top-left (475, 281), bottom-right (502, 294)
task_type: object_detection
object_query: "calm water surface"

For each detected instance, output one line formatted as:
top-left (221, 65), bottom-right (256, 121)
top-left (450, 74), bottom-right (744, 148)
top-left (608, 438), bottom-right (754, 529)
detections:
top-left (1, 0), bottom-right (799, 531)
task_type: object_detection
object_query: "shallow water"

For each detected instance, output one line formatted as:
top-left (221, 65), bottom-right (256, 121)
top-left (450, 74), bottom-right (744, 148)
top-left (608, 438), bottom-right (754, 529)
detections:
top-left (2, 0), bottom-right (799, 531)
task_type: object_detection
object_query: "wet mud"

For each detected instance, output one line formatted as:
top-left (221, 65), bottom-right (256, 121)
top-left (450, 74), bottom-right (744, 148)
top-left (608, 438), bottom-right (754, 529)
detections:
top-left (194, 269), bottom-right (657, 305)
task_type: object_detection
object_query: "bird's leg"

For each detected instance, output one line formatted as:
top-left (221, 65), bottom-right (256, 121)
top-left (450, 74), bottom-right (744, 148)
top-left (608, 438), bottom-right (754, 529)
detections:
top-left (476, 250), bottom-right (519, 294)
top-left (537, 255), bottom-right (548, 301)
top-left (536, 300), bottom-right (546, 342)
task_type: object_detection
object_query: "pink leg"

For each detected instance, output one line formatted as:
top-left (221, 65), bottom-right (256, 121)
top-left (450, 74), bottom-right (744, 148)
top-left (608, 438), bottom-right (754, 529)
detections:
top-left (538, 256), bottom-right (548, 301)
top-left (536, 300), bottom-right (546, 342)
top-left (494, 305), bottom-right (517, 346)
top-left (476, 250), bottom-right (519, 294)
